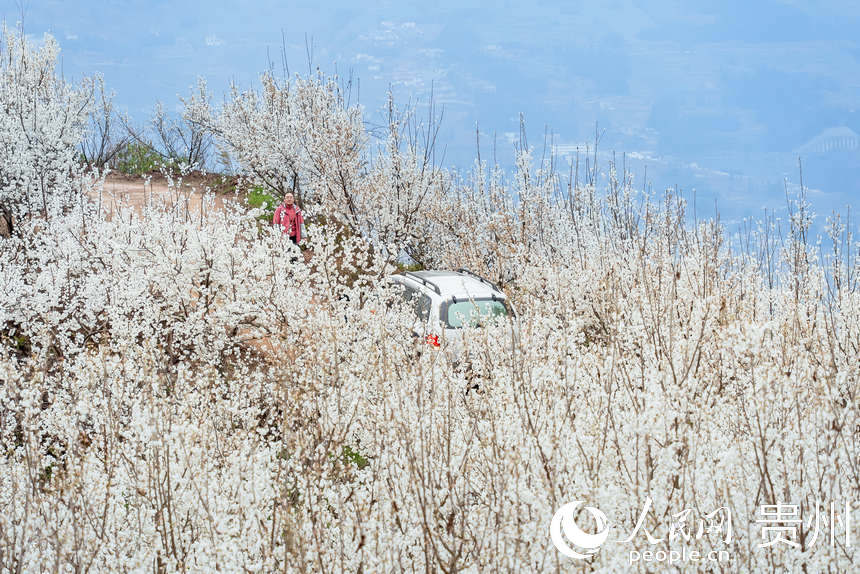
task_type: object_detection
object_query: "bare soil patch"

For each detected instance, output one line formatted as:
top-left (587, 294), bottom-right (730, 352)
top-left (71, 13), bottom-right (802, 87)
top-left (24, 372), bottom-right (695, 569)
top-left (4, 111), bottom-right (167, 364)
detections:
top-left (92, 173), bottom-right (239, 217)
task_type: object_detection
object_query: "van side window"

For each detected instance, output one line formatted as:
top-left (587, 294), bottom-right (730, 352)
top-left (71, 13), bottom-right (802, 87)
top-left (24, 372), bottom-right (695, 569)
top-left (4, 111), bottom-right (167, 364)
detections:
top-left (400, 285), bottom-right (431, 322)
top-left (400, 285), bottom-right (417, 306)
top-left (415, 294), bottom-right (431, 321)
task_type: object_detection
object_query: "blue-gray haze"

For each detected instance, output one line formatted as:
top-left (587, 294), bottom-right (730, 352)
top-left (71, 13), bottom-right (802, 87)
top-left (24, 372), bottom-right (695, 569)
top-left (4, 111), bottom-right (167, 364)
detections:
top-left (5, 0), bottom-right (859, 227)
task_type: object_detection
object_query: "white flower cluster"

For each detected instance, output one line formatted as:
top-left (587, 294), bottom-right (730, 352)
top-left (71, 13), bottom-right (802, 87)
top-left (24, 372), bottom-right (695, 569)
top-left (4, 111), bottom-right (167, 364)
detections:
top-left (0, 29), bottom-right (97, 229)
top-left (1, 33), bottom-right (858, 573)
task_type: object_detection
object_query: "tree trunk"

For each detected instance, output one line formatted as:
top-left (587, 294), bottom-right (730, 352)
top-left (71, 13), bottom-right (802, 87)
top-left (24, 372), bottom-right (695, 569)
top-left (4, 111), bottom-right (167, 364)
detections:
top-left (0, 204), bottom-right (13, 237)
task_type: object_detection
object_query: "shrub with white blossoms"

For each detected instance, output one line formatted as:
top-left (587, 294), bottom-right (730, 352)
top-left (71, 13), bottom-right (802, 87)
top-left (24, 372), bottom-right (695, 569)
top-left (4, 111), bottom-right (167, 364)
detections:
top-left (1, 34), bottom-right (858, 573)
top-left (0, 29), bottom-right (97, 235)
top-left (206, 72), bottom-right (366, 219)
top-left (204, 73), bottom-right (457, 264)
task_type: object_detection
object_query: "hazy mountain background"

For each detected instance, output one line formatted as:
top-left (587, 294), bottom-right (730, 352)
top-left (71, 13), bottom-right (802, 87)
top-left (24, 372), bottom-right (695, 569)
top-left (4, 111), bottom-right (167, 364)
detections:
top-left (5, 0), bottom-right (859, 227)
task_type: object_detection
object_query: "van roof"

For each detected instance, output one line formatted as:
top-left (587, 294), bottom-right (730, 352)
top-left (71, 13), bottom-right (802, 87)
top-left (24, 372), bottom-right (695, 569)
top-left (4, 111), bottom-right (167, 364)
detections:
top-left (402, 270), bottom-right (504, 300)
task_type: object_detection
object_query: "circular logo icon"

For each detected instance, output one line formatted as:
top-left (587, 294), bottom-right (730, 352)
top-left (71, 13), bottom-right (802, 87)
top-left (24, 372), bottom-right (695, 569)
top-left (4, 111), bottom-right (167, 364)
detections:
top-left (550, 501), bottom-right (610, 560)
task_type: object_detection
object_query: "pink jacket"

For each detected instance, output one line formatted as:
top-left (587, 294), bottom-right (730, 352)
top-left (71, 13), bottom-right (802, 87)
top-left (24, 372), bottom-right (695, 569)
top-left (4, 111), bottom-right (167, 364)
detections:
top-left (273, 203), bottom-right (303, 242)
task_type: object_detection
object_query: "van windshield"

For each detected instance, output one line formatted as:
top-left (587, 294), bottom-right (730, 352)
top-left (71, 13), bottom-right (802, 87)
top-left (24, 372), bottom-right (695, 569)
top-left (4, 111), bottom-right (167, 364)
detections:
top-left (444, 299), bottom-right (508, 328)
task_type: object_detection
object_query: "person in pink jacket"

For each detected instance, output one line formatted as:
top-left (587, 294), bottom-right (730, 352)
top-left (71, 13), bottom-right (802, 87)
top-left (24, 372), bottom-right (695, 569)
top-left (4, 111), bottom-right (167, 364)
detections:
top-left (273, 192), bottom-right (304, 244)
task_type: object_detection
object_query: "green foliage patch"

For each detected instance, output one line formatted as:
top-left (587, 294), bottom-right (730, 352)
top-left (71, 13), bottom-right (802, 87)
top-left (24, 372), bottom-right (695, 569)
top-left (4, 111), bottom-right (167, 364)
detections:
top-left (115, 142), bottom-right (162, 175)
top-left (341, 444), bottom-right (370, 470)
top-left (246, 186), bottom-right (280, 223)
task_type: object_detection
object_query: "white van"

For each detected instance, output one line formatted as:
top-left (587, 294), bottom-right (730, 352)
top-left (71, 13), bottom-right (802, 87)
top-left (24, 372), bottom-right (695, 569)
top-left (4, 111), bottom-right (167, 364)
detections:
top-left (389, 269), bottom-right (518, 363)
